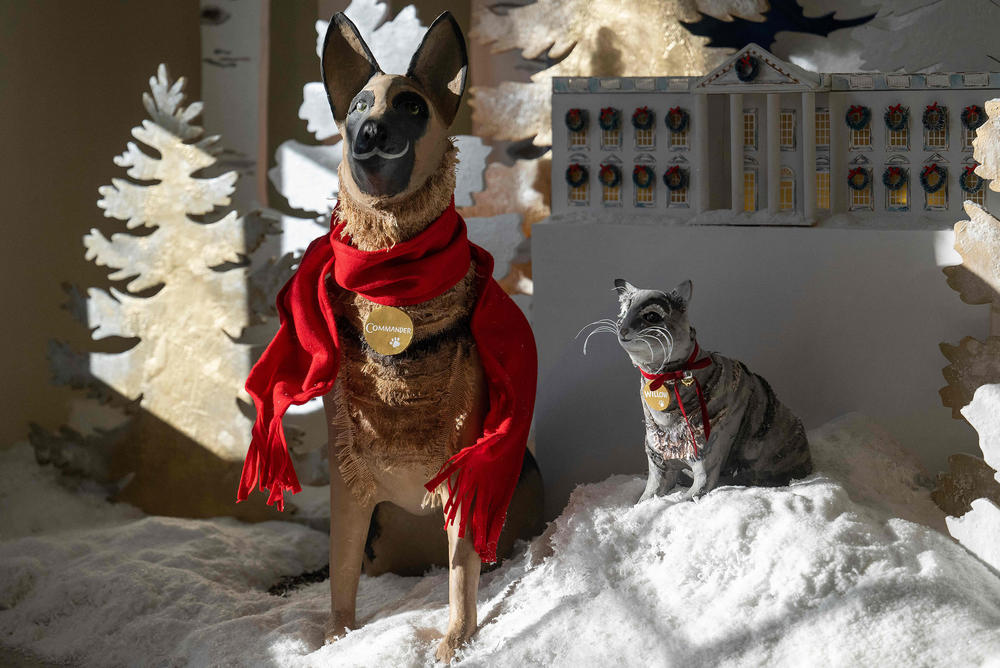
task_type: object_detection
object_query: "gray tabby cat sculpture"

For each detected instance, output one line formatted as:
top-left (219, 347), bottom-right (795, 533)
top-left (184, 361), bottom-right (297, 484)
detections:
top-left (595, 279), bottom-right (812, 504)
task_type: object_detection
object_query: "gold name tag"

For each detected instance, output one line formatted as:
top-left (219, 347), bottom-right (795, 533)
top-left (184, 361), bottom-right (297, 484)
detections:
top-left (363, 306), bottom-right (414, 355)
top-left (642, 381), bottom-right (672, 412)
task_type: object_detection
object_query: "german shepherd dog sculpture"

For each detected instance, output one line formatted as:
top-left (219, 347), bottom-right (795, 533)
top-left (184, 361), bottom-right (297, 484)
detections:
top-left (312, 12), bottom-right (534, 662)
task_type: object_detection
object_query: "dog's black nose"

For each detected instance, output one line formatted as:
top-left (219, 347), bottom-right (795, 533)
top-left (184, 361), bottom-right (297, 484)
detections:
top-left (355, 119), bottom-right (387, 154)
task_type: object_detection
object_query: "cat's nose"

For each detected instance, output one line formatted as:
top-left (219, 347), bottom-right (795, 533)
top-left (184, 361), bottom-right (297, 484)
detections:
top-left (619, 326), bottom-right (630, 339)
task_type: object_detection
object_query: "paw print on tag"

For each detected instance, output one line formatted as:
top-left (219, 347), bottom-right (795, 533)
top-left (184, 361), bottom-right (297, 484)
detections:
top-left (390, 337), bottom-right (401, 349)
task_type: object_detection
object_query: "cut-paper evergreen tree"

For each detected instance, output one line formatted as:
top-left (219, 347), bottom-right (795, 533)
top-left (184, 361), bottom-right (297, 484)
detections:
top-left (34, 65), bottom-right (291, 519)
top-left (934, 99), bottom-right (1000, 565)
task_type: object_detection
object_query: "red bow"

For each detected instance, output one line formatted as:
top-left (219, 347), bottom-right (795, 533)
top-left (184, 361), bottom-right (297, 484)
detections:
top-left (639, 343), bottom-right (713, 457)
top-left (848, 167), bottom-right (866, 180)
top-left (888, 104), bottom-right (904, 115)
top-left (923, 163), bottom-right (939, 177)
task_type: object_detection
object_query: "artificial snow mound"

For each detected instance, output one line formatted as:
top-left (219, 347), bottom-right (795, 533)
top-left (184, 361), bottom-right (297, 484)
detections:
top-left (2, 415), bottom-right (1000, 666)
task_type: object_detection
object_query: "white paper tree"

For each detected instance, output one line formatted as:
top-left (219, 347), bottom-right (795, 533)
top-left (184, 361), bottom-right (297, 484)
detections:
top-left (82, 64), bottom-right (256, 461)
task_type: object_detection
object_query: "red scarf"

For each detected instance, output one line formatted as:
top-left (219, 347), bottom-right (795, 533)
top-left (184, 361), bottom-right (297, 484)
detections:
top-left (639, 343), bottom-right (712, 457)
top-left (238, 200), bottom-right (537, 563)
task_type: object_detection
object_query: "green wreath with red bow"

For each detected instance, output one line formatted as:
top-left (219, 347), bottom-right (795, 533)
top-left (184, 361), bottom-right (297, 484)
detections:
top-left (845, 105), bottom-right (871, 131)
top-left (663, 165), bottom-right (689, 191)
top-left (922, 102), bottom-right (947, 131)
top-left (565, 108), bottom-right (588, 132)
top-left (599, 107), bottom-right (621, 131)
top-left (735, 54), bottom-right (759, 82)
top-left (633, 165), bottom-right (654, 188)
top-left (960, 165), bottom-right (985, 194)
top-left (665, 106), bottom-right (689, 132)
top-left (599, 163), bottom-right (622, 188)
top-left (882, 166), bottom-right (907, 191)
top-left (884, 104), bottom-right (909, 131)
top-left (631, 106), bottom-right (654, 130)
top-left (847, 167), bottom-right (870, 191)
top-left (565, 163), bottom-right (589, 187)
top-left (919, 163), bottom-right (947, 193)
top-left (961, 105), bottom-right (986, 131)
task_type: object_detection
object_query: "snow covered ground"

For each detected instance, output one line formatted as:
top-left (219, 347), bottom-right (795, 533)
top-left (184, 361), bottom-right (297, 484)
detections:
top-left (2, 414), bottom-right (1000, 667)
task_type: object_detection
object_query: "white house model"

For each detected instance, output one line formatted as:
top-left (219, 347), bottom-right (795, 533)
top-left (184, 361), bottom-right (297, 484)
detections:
top-left (550, 44), bottom-right (1000, 226)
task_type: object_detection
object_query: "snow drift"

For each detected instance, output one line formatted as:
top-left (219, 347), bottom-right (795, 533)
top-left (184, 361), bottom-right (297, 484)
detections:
top-left (2, 414), bottom-right (1000, 667)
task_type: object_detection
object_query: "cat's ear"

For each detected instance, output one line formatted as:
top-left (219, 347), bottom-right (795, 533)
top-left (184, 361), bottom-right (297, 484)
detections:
top-left (614, 278), bottom-right (636, 300)
top-left (671, 279), bottom-right (693, 305)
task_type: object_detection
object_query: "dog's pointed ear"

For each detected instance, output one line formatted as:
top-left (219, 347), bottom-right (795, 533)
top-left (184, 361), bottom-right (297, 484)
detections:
top-left (322, 13), bottom-right (381, 123)
top-left (405, 12), bottom-right (468, 126)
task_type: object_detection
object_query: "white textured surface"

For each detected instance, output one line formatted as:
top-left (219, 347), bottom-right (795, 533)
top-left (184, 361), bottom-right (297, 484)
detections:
top-left (3, 417), bottom-right (1000, 666)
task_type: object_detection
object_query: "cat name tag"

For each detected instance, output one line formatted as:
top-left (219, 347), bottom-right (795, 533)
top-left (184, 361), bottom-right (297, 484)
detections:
top-left (642, 381), bottom-right (672, 412)
top-left (363, 306), bottom-right (414, 355)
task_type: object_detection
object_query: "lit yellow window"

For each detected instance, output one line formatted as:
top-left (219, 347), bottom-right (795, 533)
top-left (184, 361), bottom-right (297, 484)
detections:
top-left (635, 186), bottom-right (654, 206)
top-left (815, 171), bottom-right (830, 209)
top-left (570, 129), bottom-right (588, 147)
top-left (963, 127), bottom-right (976, 151)
top-left (636, 128), bottom-right (654, 148)
top-left (887, 183), bottom-right (908, 210)
top-left (569, 183), bottom-right (589, 203)
top-left (850, 127), bottom-right (871, 149)
top-left (670, 187), bottom-right (688, 206)
top-left (780, 111), bottom-right (795, 150)
top-left (815, 110), bottom-right (830, 147)
top-left (926, 127), bottom-right (947, 148)
top-left (888, 128), bottom-right (908, 149)
top-left (850, 170), bottom-right (872, 210)
top-left (670, 130), bottom-right (688, 149)
top-left (779, 167), bottom-right (795, 211)
top-left (743, 170), bottom-right (757, 211)
top-left (602, 184), bottom-right (621, 205)
top-left (969, 187), bottom-right (985, 205)
top-left (926, 187), bottom-right (947, 209)
top-left (743, 110), bottom-right (757, 149)
top-left (602, 129), bottom-right (621, 149)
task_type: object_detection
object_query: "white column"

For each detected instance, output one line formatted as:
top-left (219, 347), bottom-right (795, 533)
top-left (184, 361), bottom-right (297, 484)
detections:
top-left (730, 93), bottom-right (743, 212)
top-left (802, 92), bottom-right (816, 224)
top-left (766, 93), bottom-right (781, 215)
top-left (693, 94), bottom-right (709, 213)
top-left (829, 95), bottom-right (847, 214)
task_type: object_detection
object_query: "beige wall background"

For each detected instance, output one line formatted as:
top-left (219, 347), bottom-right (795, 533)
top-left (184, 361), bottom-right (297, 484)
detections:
top-left (0, 0), bottom-right (203, 447)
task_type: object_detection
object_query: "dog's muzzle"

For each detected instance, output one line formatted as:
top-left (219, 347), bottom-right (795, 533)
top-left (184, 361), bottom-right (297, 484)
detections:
top-left (352, 119), bottom-right (409, 161)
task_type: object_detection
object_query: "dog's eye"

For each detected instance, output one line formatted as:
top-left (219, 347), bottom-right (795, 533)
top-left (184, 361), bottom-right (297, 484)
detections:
top-left (354, 101), bottom-right (368, 113)
top-left (642, 312), bottom-right (662, 324)
top-left (406, 102), bottom-right (421, 116)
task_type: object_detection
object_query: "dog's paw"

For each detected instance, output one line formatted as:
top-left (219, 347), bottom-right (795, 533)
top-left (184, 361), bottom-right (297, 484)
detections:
top-left (324, 614), bottom-right (356, 645)
top-left (434, 626), bottom-right (473, 664)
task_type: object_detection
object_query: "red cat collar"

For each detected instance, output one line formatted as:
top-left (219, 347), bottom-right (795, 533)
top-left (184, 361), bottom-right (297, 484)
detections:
top-left (639, 343), bottom-right (713, 457)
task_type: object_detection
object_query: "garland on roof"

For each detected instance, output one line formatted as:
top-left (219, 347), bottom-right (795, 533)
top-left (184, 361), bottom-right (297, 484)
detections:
top-left (663, 165), bottom-right (689, 191)
top-left (599, 107), bottom-right (621, 131)
top-left (919, 163), bottom-right (947, 193)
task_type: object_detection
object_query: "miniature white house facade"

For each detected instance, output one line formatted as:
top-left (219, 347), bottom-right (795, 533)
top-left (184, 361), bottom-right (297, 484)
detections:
top-left (550, 44), bottom-right (1000, 225)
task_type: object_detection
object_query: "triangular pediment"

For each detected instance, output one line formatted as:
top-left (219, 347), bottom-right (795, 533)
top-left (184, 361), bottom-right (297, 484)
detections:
top-left (693, 44), bottom-right (823, 93)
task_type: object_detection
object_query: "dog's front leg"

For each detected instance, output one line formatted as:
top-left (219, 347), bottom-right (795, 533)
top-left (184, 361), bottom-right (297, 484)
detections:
top-left (435, 502), bottom-right (481, 663)
top-left (325, 463), bottom-right (374, 643)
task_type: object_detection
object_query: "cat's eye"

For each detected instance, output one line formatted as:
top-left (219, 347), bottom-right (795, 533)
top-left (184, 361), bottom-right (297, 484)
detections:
top-left (405, 101), bottom-right (421, 116)
top-left (354, 101), bottom-right (368, 112)
top-left (643, 312), bottom-right (662, 323)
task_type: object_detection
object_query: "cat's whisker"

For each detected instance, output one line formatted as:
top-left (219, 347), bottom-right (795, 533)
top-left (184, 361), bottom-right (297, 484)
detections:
top-left (639, 333), bottom-right (668, 364)
top-left (644, 327), bottom-right (675, 359)
top-left (575, 319), bottom-right (619, 340)
top-left (581, 326), bottom-right (617, 355)
top-left (635, 335), bottom-right (657, 362)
